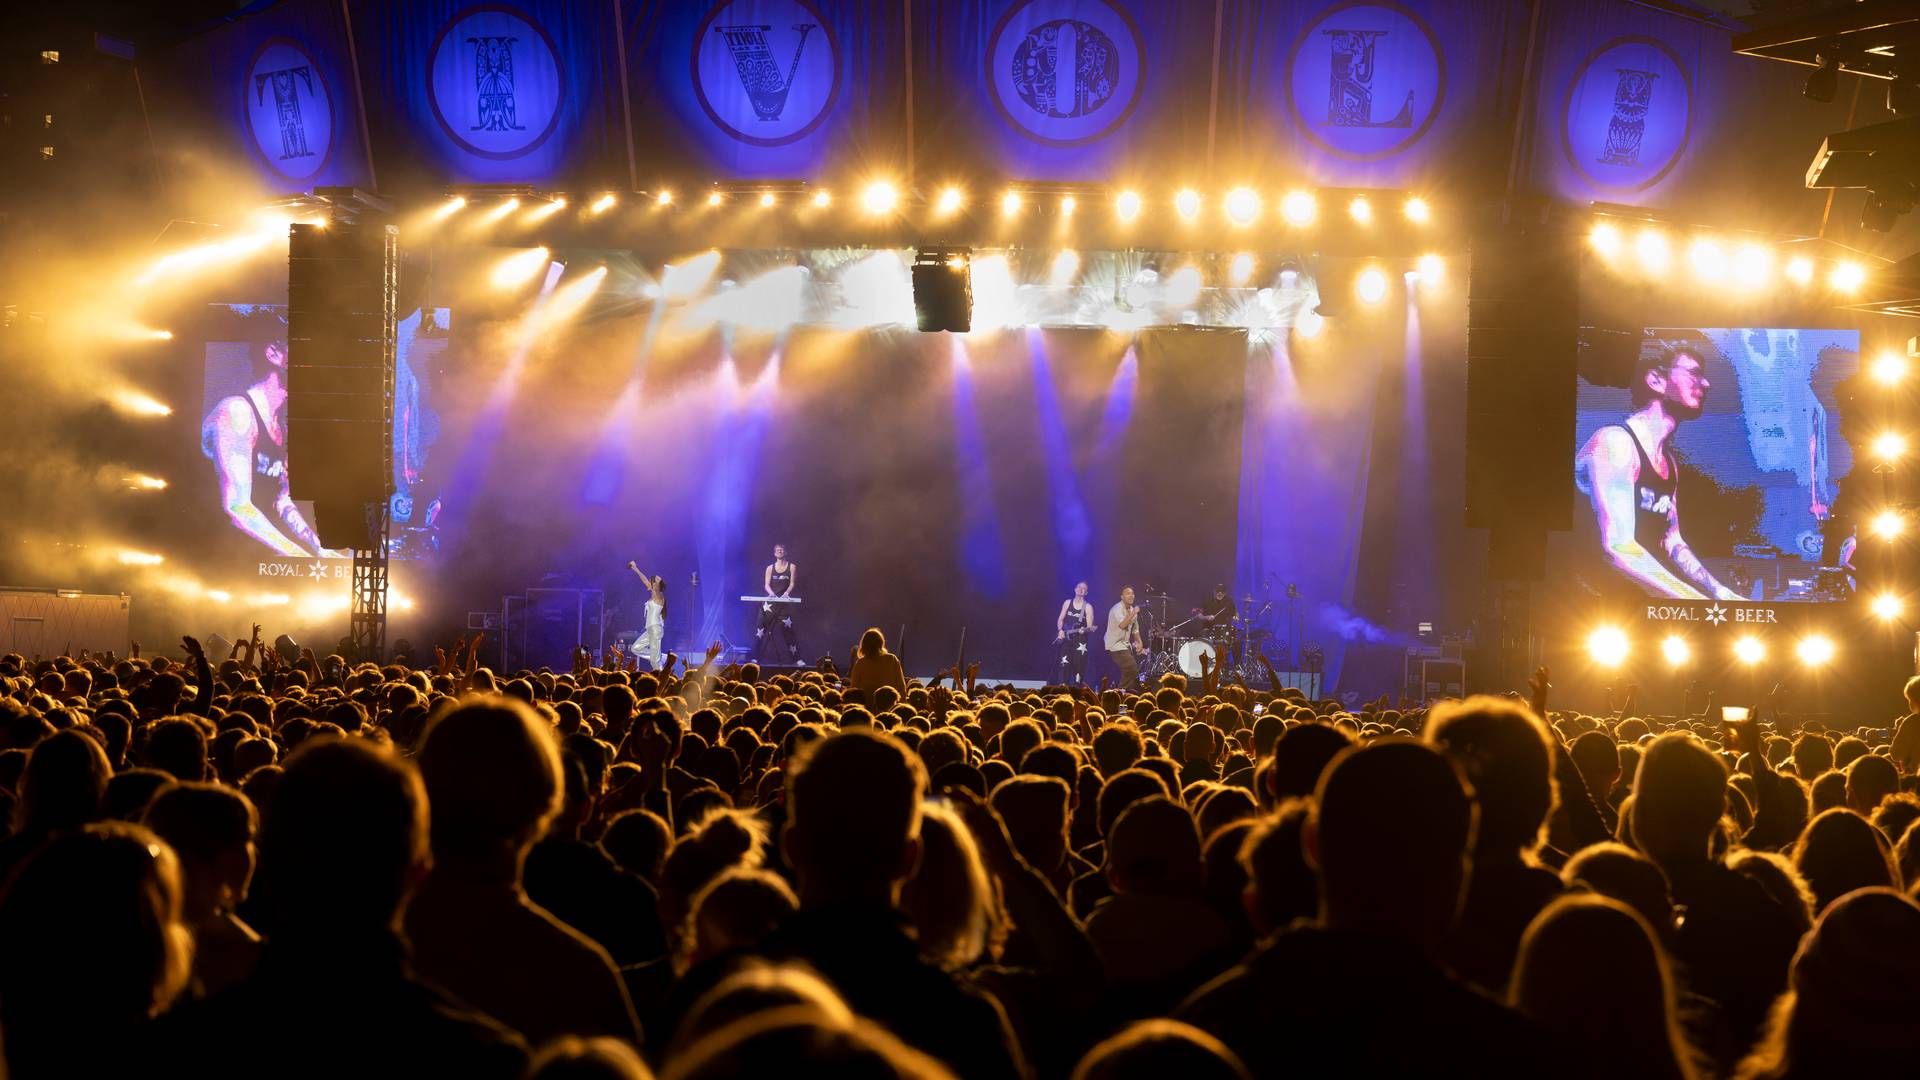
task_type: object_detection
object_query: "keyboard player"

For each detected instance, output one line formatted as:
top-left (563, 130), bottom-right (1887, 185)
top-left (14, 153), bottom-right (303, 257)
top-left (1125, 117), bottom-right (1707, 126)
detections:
top-left (756, 543), bottom-right (801, 662)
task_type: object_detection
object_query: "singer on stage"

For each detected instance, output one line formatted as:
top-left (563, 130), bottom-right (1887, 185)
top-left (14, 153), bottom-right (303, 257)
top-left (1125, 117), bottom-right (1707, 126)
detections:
top-left (1106, 586), bottom-right (1146, 688)
top-left (756, 543), bottom-right (801, 662)
top-left (625, 561), bottom-right (666, 669)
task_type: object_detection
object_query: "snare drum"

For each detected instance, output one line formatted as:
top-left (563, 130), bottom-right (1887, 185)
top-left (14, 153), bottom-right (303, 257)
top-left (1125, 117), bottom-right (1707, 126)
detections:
top-left (1177, 639), bottom-right (1216, 678)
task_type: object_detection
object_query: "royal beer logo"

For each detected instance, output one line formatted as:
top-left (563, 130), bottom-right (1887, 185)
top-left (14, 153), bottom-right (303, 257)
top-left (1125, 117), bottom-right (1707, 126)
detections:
top-left (986, 0), bottom-right (1145, 147)
top-left (692, 0), bottom-right (841, 146)
top-left (244, 39), bottom-right (334, 182)
top-left (1563, 37), bottom-right (1692, 191)
top-left (1646, 603), bottom-right (1778, 625)
top-left (429, 6), bottom-right (563, 160)
top-left (1286, 1), bottom-right (1444, 161)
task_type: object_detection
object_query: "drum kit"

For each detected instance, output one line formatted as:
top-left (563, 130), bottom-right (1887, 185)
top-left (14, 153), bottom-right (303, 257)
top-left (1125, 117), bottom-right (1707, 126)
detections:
top-left (1137, 588), bottom-right (1280, 683)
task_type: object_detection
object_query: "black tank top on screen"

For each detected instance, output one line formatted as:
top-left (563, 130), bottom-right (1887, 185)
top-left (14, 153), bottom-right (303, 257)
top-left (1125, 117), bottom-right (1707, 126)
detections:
top-left (1624, 425), bottom-right (1687, 583)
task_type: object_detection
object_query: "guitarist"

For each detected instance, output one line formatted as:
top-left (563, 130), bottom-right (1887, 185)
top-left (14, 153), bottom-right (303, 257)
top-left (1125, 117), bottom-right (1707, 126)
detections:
top-left (1054, 580), bottom-right (1096, 685)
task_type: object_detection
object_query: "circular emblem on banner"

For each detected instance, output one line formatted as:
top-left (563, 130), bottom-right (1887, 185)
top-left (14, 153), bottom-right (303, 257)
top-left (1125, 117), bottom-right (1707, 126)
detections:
top-left (986, 0), bottom-right (1146, 147)
top-left (1285, 1), bottom-right (1446, 161)
top-left (429, 5), bottom-right (564, 160)
top-left (1562, 36), bottom-right (1692, 192)
top-left (244, 38), bottom-right (335, 182)
top-left (691, 0), bottom-right (842, 147)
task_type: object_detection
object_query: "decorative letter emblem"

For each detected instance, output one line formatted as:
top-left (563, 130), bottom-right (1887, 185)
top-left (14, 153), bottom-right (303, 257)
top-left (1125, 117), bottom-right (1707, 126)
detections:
top-left (1598, 68), bottom-right (1657, 167)
top-left (1324, 29), bottom-right (1412, 128)
top-left (714, 23), bottom-right (816, 121)
top-left (254, 66), bottom-right (315, 160)
top-left (468, 36), bottom-right (524, 132)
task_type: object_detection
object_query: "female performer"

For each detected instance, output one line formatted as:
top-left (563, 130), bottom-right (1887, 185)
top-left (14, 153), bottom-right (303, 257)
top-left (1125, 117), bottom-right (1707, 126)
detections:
top-left (757, 543), bottom-right (801, 663)
top-left (625, 561), bottom-right (667, 669)
top-left (1055, 580), bottom-right (1096, 684)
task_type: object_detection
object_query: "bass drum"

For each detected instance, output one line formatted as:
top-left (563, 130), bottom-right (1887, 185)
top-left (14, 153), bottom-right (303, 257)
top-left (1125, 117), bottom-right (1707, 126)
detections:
top-left (1177, 639), bottom-right (1216, 679)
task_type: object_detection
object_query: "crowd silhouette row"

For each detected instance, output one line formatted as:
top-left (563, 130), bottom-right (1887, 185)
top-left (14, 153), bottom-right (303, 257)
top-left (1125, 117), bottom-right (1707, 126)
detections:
top-left (3, 627), bottom-right (1920, 1078)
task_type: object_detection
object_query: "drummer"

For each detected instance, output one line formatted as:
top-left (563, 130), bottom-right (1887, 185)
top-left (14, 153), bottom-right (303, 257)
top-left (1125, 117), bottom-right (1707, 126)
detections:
top-left (1197, 584), bottom-right (1239, 669)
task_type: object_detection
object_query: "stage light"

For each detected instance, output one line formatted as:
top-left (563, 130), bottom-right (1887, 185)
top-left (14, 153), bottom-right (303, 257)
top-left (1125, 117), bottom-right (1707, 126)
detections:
top-left (1784, 256), bottom-right (1814, 285)
top-left (1660, 635), bottom-right (1691, 667)
top-left (1404, 196), bottom-right (1431, 223)
top-left (479, 197), bottom-right (521, 224)
top-left (1348, 195), bottom-right (1373, 224)
top-left (1229, 252), bottom-right (1257, 286)
top-left (525, 197), bottom-right (567, 222)
top-left (1731, 243), bottom-right (1772, 288)
top-left (1281, 190), bottom-right (1317, 226)
top-left (1589, 222), bottom-right (1623, 257)
top-left (1796, 634), bottom-right (1836, 667)
top-left (489, 246), bottom-right (552, 290)
top-left (1225, 187), bottom-right (1260, 226)
top-left (1295, 308), bottom-right (1325, 339)
top-left (1415, 254), bottom-right (1444, 283)
top-left (1873, 593), bottom-right (1905, 621)
top-left (1872, 509), bottom-right (1906, 539)
top-left (1174, 189), bottom-right (1201, 220)
top-left (706, 191), bottom-right (725, 208)
top-left (1049, 249), bottom-right (1081, 287)
top-left (999, 190), bottom-right (1023, 216)
top-left (583, 193), bottom-right (614, 214)
top-left (1872, 352), bottom-right (1910, 385)
top-left (1733, 636), bottom-right (1765, 665)
top-left (811, 190), bottom-right (831, 208)
top-left (1060, 195), bottom-right (1077, 216)
top-left (1874, 432), bottom-right (1908, 462)
top-left (860, 182), bottom-right (898, 215)
top-left (1115, 190), bottom-right (1143, 222)
top-left (655, 190), bottom-right (673, 207)
top-left (1688, 238), bottom-right (1728, 281)
top-left (205, 590), bottom-right (232, 604)
top-left (1635, 229), bottom-right (1670, 273)
top-left (1587, 626), bottom-right (1630, 667)
top-left (117, 549), bottom-right (164, 567)
top-left (124, 473), bottom-right (168, 491)
top-left (1831, 261), bottom-right (1866, 291)
top-left (1355, 267), bottom-right (1389, 304)
top-left (935, 186), bottom-right (964, 216)
top-left (430, 196), bottom-right (467, 221)
top-left (759, 192), bottom-right (777, 208)
top-left (112, 389), bottom-right (172, 417)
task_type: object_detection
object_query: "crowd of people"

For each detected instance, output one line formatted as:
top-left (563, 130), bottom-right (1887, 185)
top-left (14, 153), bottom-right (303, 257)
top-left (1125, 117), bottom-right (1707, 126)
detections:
top-left (3, 627), bottom-right (1920, 1079)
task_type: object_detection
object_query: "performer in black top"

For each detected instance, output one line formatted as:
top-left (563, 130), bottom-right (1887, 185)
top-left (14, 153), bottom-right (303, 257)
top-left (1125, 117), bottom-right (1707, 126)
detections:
top-left (755, 543), bottom-right (801, 662)
top-left (1197, 583), bottom-right (1239, 668)
top-left (1054, 580), bottom-right (1096, 684)
top-left (1576, 347), bottom-right (1739, 601)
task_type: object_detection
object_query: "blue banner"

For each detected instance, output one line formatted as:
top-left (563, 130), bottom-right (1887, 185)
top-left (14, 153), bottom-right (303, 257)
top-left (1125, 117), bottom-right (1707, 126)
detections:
top-left (623, 0), bottom-right (906, 181)
top-left (1217, 0), bottom-right (1528, 188)
top-left (351, 0), bottom-right (627, 186)
top-left (142, 0), bottom-right (373, 194)
top-left (914, 0), bottom-right (1212, 182)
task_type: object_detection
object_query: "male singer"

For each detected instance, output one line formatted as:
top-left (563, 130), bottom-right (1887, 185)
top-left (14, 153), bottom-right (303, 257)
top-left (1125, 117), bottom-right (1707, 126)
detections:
top-left (1105, 586), bottom-right (1146, 688)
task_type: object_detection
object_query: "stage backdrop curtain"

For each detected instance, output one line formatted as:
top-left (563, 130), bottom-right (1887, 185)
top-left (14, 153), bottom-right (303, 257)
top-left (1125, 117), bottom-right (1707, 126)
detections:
top-left (1521, 0), bottom-right (1844, 228)
top-left (140, 0), bottom-right (375, 196)
top-left (348, 0), bottom-right (629, 189)
top-left (1212, 0), bottom-right (1532, 191)
top-left (911, 0), bottom-right (1214, 184)
top-left (621, 0), bottom-right (907, 185)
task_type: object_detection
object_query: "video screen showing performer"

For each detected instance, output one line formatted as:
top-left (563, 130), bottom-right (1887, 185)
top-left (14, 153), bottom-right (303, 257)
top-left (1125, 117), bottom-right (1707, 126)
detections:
top-left (1573, 328), bottom-right (1860, 603)
top-left (200, 304), bottom-right (451, 560)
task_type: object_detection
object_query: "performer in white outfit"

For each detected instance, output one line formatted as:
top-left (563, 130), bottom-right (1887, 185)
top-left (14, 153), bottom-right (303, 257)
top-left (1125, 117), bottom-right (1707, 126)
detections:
top-left (625, 560), bottom-right (667, 669)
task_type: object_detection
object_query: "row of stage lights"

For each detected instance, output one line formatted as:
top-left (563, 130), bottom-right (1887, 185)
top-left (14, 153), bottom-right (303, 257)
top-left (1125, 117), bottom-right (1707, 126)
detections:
top-left (1587, 219), bottom-right (1876, 295)
top-left (426, 185), bottom-right (1437, 231)
top-left (1586, 626), bottom-right (1850, 671)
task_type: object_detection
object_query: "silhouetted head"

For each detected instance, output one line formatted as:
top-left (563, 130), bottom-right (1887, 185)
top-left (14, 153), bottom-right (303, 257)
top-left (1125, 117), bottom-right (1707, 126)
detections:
top-left (255, 737), bottom-right (427, 934)
top-left (858, 628), bottom-right (886, 658)
top-left (415, 696), bottom-right (563, 867)
top-left (1425, 695), bottom-right (1556, 860)
top-left (14, 728), bottom-right (112, 836)
top-left (784, 729), bottom-right (925, 905)
top-left (1238, 800), bottom-right (1318, 936)
top-left (903, 801), bottom-right (999, 971)
top-left (1106, 795), bottom-right (1203, 897)
top-left (1308, 738), bottom-right (1474, 946)
top-left (1630, 733), bottom-right (1729, 870)
top-left (1793, 808), bottom-right (1898, 915)
top-left (1071, 1018), bottom-right (1250, 1080)
top-left (1747, 888), bottom-right (1920, 1075)
top-left (525, 1036), bottom-right (653, 1080)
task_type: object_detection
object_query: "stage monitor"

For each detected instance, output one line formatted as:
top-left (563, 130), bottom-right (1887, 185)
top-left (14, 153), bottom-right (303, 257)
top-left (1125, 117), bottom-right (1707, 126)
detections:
top-left (1567, 327), bottom-right (1861, 621)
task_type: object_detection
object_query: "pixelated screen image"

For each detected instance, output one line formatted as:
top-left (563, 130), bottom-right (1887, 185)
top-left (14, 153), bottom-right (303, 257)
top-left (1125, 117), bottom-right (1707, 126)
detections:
top-left (1571, 327), bottom-right (1860, 605)
top-left (200, 303), bottom-right (451, 561)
